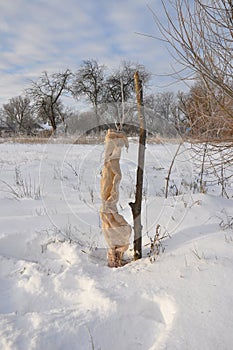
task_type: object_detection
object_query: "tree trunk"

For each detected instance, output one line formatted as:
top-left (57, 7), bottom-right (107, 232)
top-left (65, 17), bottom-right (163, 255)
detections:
top-left (94, 103), bottom-right (101, 134)
top-left (50, 105), bottom-right (57, 134)
top-left (129, 71), bottom-right (146, 260)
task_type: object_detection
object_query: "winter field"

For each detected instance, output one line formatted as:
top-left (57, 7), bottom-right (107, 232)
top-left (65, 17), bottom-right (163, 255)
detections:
top-left (0, 138), bottom-right (233, 350)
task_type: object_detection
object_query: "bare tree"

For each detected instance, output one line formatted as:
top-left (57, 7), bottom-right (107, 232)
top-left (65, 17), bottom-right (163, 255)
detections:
top-left (145, 91), bottom-right (177, 122)
top-left (144, 91), bottom-right (186, 136)
top-left (27, 69), bottom-right (71, 132)
top-left (179, 78), bottom-right (233, 139)
top-left (71, 60), bottom-right (105, 130)
top-left (153, 0), bottom-right (233, 107)
top-left (151, 0), bottom-right (233, 198)
top-left (104, 61), bottom-right (151, 103)
top-left (2, 95), bottom-right (33, 134)
top-left (103, 61), bottom-right (151, 125)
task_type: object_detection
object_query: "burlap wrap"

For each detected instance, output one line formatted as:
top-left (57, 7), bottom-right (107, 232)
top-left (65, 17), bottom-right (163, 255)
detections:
top-left (100, 129), bottom-right (131, 252)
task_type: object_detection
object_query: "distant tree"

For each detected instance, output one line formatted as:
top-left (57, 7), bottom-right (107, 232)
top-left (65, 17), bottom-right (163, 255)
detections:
top-left (27, 69), bottom-right (71, 132)
top-left (2, 95), bottom-right (33, 133)
top-left (103, 61), bottom-right (151, 124)
top-left (144, 91), bottom-right (186, 135)
top-left (58, 105), bottom-right (78, 134)
top-left (172, 91), bottom-right (191, 134)
top-left (145, 91), bottom-right (176, 121)
top-left (71, 60), bottom-right (106, 130)
top-left (105, 61), bottom-right (150, 102)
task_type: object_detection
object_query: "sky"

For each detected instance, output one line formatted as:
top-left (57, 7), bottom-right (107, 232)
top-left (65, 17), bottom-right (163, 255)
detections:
top-left (0, 0), bottom-right (186, 108)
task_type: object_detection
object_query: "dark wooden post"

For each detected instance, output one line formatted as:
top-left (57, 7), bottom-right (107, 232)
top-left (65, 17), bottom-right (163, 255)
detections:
top-left (129, 71), bottom-right (147, 260)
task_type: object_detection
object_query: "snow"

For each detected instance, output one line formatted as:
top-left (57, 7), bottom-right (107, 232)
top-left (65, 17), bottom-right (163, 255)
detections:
top-left (38, 123), bottom-right (53, 131)
top-left (0, 141), bottom-right (233, 350)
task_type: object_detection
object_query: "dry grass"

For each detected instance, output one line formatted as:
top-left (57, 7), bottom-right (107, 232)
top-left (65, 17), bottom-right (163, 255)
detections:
top-left (1, 134), bottom-right (231, 145)
top-left (0, 135), bottom-right (105, 144)
top-left (183, 136), bottom-right (233, 144)
top-left (0, 135), bottom-right (179, 145)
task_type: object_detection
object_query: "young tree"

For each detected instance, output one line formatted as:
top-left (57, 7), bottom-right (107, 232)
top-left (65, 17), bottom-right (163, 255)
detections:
top-left (129, 71), bottom-right (147, 260)
top-left (27, 69), bottom-right (71, 132)
top-left (71, 60), bottom-right (106, 130)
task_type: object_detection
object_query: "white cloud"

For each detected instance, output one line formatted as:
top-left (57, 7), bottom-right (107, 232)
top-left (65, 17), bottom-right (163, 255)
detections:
top-left (0, 0), bottom-right (187, 106)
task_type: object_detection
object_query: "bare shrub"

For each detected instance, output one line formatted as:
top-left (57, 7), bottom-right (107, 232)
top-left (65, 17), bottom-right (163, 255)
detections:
top-left (1, 166), bottom-right (42, 199)
top-left (147, 224), bottom-right (170, 262)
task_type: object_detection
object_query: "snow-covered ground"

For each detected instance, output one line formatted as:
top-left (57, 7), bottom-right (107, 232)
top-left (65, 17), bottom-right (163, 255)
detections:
top-left (0, 140), bottom-right (232, 350)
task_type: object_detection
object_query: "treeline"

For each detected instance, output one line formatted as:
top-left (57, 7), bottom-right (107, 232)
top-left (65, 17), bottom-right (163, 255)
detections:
top-left (0, 59), bottom-right (232, 139)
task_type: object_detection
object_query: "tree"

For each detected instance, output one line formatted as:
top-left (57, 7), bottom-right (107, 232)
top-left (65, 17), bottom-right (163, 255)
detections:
top-left (144, 92), bottom-right (185, 136)
top-left (153, 0), bottom-right (233, 109)
top-left (129, 72), bottom-right (147, 260)
top-left (105, 61), bottom-right (150, 103)
top-left (152, 0), bottom-right (233, 186)
top-left (28, 69), bottom-right (71, 132)
top-left (71, 60), bottom-right (106, 130)
top-left (145, 91), bottom-right (177, 122)
top-left (2, 95), bottom-right (33, 133)
top-left (177, 78), bottom-right (233, 138)
top-left (103, 61), bottom-right (151, 124)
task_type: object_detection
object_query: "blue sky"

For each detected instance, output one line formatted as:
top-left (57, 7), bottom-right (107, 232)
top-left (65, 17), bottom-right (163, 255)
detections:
top-left (0, 0), bottom-right (185, 107)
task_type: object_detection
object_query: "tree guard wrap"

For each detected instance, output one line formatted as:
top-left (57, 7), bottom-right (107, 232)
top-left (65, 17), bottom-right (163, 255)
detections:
top-left (100, 129), bottom-right (131, 266)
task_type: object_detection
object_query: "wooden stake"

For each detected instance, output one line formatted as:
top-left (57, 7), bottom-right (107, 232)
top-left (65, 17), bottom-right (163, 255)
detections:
top-left (129, 71), bottom-right (147, 260)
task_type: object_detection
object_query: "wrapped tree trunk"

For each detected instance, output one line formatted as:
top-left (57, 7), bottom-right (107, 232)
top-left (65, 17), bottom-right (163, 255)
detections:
top-left (129, 71), bottom-right (146, 260)
top-left (100, 129), bottom-right (131, 267)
